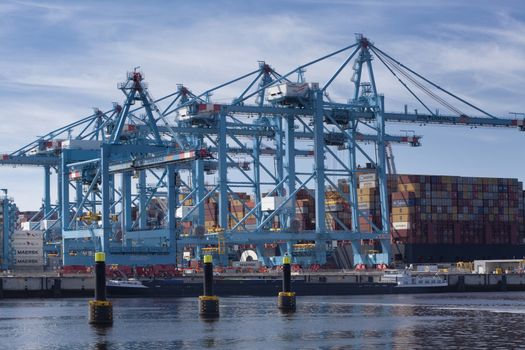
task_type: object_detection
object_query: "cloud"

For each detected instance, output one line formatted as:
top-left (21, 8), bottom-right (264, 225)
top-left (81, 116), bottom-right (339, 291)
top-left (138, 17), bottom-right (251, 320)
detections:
top-left (12, 0), bottom-right (82, 22)
top-left (362, 13), bottom-right (525, 116)
top-left (1, 0), bottom-right (524, 209)
top-left (442, 11), bottom-right (525, 46)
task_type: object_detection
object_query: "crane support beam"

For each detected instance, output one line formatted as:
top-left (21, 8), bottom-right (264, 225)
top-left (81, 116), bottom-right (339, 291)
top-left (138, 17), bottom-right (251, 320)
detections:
top-left (108, 149), bottom-right (210, 172)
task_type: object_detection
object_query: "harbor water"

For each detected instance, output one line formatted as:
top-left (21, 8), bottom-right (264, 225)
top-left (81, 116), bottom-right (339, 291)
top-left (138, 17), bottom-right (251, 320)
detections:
top-left (1, 292), bottom-right (525, 349)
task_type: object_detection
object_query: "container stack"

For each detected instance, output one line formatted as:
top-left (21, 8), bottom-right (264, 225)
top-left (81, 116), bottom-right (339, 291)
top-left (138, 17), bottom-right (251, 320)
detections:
top-left (228, 192), bottom-right (257, 230)
top-left (325, 189), bottom-right (352, 231)
top-left (228, 196), bottom-right (244, 230)
top-left (244, 199), bottom-right (257, 230)
top-left (333, 175), bottom-right (399, 233)
top-left (294, 189), bottom-right (316, 231)
top-left (357, 186), bottom-right (381, 232)
top-left (390, 175), bottom-right (524, 246)
top-left (160, 173), bottom-right (525, 258)
top-left (204, 198), bottom-right (218, 232)
top-left (176, 192), bottom-right (258, 234)
top-left (12, 230), bottom-right (44, 268)
top-left (355, 172), bottom-right (392, 232)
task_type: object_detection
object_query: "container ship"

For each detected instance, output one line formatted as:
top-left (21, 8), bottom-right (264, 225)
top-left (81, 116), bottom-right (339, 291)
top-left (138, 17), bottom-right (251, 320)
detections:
top-left (176, 171), bottom-right (525, 266)
top-left (388, 174), bottom-right (525, 263)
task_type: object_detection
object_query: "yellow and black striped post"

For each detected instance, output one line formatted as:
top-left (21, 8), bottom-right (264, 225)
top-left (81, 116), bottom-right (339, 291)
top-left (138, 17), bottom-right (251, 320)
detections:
top-left (199, 254), bottom-right (219, 317)
top-left (88, 252), bottom-right (113, 325)
top-left (278, 255), bottom-right (296, 312)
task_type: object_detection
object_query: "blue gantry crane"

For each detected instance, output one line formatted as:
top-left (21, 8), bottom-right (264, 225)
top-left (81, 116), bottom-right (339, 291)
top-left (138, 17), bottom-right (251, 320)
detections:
top-left (0, 35), bottom-right (523, 268)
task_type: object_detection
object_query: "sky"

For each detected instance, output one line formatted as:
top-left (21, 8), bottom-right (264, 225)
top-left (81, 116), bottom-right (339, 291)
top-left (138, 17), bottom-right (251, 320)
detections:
top-left (0, 0), bottom-right (524, 210)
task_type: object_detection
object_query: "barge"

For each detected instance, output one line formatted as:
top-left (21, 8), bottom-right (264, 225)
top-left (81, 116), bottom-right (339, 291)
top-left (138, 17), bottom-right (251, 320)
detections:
top-left (106, 271), bottom-right (502, 298)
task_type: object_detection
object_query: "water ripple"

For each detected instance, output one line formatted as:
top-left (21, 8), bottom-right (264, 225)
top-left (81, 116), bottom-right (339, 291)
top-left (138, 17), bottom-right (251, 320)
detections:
top-left (0, 293), bottom-right (524, 349)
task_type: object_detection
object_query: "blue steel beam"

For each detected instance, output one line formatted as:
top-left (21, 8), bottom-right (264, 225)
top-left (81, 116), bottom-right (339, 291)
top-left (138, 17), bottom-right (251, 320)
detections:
top-left (217, 112), bottom-right (229, 229)
top-left (43, 165), bottom-right (51, 216)
top-left (166, 165), bottom-right (177, 257)
top-left (100, 144), bottom-right (111, 253)
top-left (284, 114), bottom-right (296, 228)
top-left (313, 88), bottom-right (327, 264)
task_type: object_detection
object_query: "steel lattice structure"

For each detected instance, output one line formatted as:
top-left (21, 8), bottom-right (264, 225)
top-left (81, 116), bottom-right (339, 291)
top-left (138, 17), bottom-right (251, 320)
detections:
top-left (1, 35), bottom-right (523, 268)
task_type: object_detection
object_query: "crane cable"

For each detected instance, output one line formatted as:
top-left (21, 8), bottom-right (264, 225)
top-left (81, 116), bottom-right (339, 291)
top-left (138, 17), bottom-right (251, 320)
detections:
top-left (373, 48), bottom-right (467, 116)
top-left (385, 56), bottom-right (466, 116)
top-left (373, 49), bottom-right (436, 116)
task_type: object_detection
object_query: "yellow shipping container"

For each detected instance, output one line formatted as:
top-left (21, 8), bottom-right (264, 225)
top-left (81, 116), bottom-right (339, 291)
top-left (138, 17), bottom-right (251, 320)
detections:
top-left (397, 183), bottom-right (420, 192)
top-left (325, 191), bottom-right (341, 200)
top-left (179, 196), bottom-right (193, 205)
top-left (392, 214), bottom-right (415, 222)
top-left (360, 181), bottom-right (377, 189)
top-left (391, 207), bottom-right (415, 215)
top-left (357, 188), bottom-right (377, 196)
top-left (358, 195), bottom-right (376, 202)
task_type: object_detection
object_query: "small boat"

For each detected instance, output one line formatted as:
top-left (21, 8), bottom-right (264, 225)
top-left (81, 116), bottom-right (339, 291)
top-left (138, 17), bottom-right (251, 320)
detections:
top-left (382, 270), bottom-right (448, 288)
top-left (107, 279), bottom-right (148, 290)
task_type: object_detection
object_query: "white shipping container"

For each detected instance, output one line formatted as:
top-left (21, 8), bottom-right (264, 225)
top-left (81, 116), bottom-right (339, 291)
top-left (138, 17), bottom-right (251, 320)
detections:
top-left (359, 173), bottom-right (377, 183)
top-left (393, 222), bottom-right (411, 230)
top-left (176, 206), bottom-right (194, 219)
top-left (14, 248), bottom-right (43, 256)
top-left (244, 224), bottom-right (257, 231)
top-left (40, 219), bottom-right (58, 231)
top-left (14, 256), bottom-right (44, 266)
top-left (11, 240), bottom-right (43, 248)
top-left (21, 222), bottom-right (40, 231)
top-left (359, 181), bottom-right (377, 189)
top-left (261, 196), bottom-right (287, 211)
top-left (61, 139), bottom-right (102, 150)
top-left (12, 231), bottom-right (43, 241)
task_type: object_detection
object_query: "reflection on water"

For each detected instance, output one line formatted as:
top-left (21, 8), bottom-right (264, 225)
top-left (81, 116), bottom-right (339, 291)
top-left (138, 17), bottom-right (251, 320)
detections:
top-left (0, 293), bottom-right (524, 349)
top-left (91, 325), bottom-right (111, 350)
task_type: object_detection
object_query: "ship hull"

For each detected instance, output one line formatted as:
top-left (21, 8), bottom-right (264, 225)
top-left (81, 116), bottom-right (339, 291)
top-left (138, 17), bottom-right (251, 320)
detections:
top-left (107, 278), bottom-right (451, 298)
